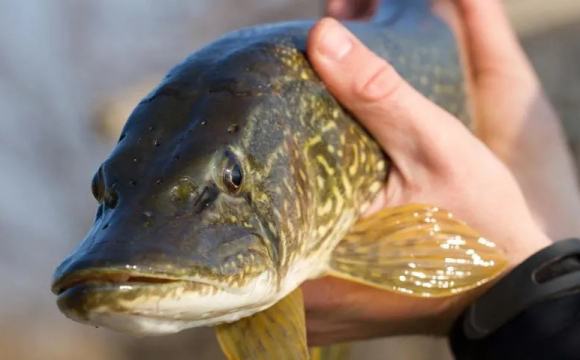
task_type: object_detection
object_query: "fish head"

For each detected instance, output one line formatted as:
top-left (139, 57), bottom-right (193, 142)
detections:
top-left (51, 28), bottom-right (324, 335)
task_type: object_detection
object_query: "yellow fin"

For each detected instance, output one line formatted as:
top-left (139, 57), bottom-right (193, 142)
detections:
top-left (329, 204), bottom-right (509, 297)
top-left (310, 343), bottom-right (351, 360)
top-left (215, 288), bottom-right (309, 360)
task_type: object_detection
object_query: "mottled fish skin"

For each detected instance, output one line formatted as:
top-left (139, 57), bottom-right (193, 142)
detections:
top-left (51, 0), bottom-right (468, 332)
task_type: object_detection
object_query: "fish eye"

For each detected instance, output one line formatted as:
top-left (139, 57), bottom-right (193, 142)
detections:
top-left (91, 170), bottom-right (105, 203)
top-left (222, 151), bottom-right (244, 194)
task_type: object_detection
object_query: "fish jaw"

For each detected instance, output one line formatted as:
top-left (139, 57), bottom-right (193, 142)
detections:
top-left (54, 256), bottom-right (327, 335)
top-left (55, 270), bottom-right (280, 335)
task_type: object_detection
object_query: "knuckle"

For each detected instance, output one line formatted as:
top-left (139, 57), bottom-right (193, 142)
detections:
top-left (353, 58), bottom-right (404, 102)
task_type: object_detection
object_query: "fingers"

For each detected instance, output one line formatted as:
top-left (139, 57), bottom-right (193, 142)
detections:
top-left (326, 0), bottom-right (379, 20)
top-left (307, 18), bottom-right (467, 163)
top-left (455, 0), bottom-right (536, 84)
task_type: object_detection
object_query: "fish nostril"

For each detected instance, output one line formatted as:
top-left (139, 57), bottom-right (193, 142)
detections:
top-left (170, 178), bottom-right (197, 203)
top-left (104, 190), bottom-right (118, 209)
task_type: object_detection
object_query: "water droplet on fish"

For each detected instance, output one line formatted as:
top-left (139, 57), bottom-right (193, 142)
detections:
top-left (143, 211), bottom-right (154, 228)
top-left (227, 124), bottom-right (238, 133)
top-left (201, 121), bottom-right (207, 125)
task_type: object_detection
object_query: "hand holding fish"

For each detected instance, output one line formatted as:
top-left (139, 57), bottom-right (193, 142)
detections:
top-left (302, 0), bottom-right (577, 346)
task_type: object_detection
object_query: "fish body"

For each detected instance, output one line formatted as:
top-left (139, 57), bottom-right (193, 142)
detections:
top-left (52, 1), bottom-right (506, 358)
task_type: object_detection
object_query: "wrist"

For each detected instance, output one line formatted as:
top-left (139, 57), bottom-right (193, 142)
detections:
top-left (459, 237), bottom-right (580, 340)
top-left (416, 229), bottom-right (552, 336)
top-left (505, 227), bottom-right (552, 268)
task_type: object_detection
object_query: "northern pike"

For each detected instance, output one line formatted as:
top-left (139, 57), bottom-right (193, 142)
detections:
top-left (51, 0), bottom-right (508, 359)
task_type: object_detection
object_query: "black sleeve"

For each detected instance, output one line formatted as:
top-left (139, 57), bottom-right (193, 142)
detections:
top-left (449, 257), bottom-right (580, 360)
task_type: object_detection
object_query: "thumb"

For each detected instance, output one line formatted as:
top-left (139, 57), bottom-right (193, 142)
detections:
top-left (307, 18), bottom-right (468, 166)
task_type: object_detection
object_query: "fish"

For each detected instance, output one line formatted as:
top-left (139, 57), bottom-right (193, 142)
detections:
top-left (51, 0), bottom-right (508, 359)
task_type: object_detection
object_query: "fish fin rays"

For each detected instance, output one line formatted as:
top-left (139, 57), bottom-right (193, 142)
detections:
top-left (329, 204), bottom-right (509, 297)
top-left (309, 343), bottom-right (351, 360)
top-left (215, 288), bottom-right (309, 360)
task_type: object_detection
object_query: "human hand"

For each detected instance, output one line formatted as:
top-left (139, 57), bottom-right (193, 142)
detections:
top-left (327, 0), bottom-right (580, 242)
top-left (441, 0), bottom-right (580, 241)
top-left (301, 3), bottom-right (556, 346)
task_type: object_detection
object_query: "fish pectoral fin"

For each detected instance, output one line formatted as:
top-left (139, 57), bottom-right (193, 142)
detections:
top-left (309, 343), bottom-right (351, 360)
top-left (215, 288), bottom-right (310, 360)
top-left (329, 204), bottom-right (509, 297)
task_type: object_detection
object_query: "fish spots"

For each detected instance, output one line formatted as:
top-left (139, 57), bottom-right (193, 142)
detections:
top-left (331, 186), bottom-right (345, 213)
top-left (298, 169), bottom-right (307, 183)
top-left (315, 155), bottom-right (335, 176)
top-left (348, 146), bottom-right (360, 176)
top-left (320, 121), bottom-right (337, 133)
top-left (267, 222), bottom-right (277, 236)
top-left (377, 160), bottom-right (386, 172)
top-left (369, 181), bottom-right (382, 194)
top-left (316, 175), bottom-right (325, 190)
top-left (317, 199), bottom-right (334, 217)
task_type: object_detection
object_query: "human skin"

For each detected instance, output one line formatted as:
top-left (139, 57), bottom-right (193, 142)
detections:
top-left (301, 0), bottom-right (580, 346)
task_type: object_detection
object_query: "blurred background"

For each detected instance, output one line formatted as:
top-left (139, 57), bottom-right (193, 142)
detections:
top-left (0, 0), bottom-right (579, 359)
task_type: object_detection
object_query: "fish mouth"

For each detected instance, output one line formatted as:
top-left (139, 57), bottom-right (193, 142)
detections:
top-left (51, 269), bottom-right (228, 326)
top-left (51, 268), bottom-right (277, 333)
top-left (51, 270), bottom-right (187, 296)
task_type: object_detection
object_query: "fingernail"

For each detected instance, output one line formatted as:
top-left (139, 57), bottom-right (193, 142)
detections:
top-left (316, 20), bottom-right (353, 60)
